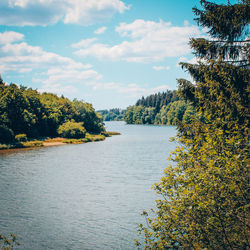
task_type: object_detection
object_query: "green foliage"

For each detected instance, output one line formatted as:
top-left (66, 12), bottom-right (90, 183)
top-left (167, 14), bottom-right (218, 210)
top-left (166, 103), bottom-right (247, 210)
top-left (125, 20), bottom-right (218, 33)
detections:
top-left (137, 1), bottom-right (249, 249)
top-left (154, 101), bottom-right (194, 125)
top-left (125, 100), bottom-right (196, 125)
top-left (0, 144), bottom-right (11, 150)
top-left (124, 90), bottom-right (197, 125)
top-left (21, 140), bottom-right (44, 148)
top-left (57, 120), bottom-right (86, 139)
top-left (15, 134), bottom-right (27, 142)
top-left (0, 125), bottom-right (14, 143)
top-left (135, 91), bottom-right (179, 111)
top-left (98, 108), bottom-right (125, 121)
top-left (0, 83), bottom-right (104, 143)
top-left (102, 131), bottom-right (121, 136)
top-left (72, 100), bottom-right (104, 134)
top-left (63, 138), bottom-right (89, 144)
top-left (0, 233), bottom-right (20, 249)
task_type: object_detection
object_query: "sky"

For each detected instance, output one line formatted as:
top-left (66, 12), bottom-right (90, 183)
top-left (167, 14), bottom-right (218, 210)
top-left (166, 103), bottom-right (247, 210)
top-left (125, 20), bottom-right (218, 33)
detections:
top-left (0, 0), bottom-right (237, 110)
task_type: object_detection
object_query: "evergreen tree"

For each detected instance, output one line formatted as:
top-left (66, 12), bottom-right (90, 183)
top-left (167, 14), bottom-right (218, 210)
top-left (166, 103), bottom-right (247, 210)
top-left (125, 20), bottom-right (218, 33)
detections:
top-left (137, 1), bottom-right (249, 248)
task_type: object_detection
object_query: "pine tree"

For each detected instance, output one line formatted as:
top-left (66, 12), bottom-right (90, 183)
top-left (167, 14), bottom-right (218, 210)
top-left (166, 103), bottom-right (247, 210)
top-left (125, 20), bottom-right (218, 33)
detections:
top-left (137, 1), bottom-right (249, 248)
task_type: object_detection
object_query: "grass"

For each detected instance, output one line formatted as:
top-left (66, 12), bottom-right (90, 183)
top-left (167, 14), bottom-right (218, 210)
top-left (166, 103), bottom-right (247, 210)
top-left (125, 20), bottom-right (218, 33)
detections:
top-left (44, 137), bottom-right (66, 143)
top-left (103, 131), bottom-right (121, 136)
top-left (63, 138), bottom-right (89, 144)
top-left (0, 130), bottom-right (120, 150)
top-left (0, 144), bottom-right (11, 150)
top-left (21, 140), bottom-right (44, 148)
top-left (86, 133), bottom-right (106, 142)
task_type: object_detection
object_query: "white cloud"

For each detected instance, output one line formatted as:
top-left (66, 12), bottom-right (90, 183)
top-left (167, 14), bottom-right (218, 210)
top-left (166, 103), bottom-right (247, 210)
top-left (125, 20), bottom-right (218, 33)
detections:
top-left (91, 81), bottom-right (169, 98)
top-left (153, 65), bottom-right (170, 71)
top-left (74, 19), bottom-right (203, 63)
top-left (94, 26), bottom-right (107, 35)
top-left (39, 82), bottom-right (77, 96)
top-left (177, 56), bottom-right (200, 66)
top-left (0, 0), bottom-right (129, 26)
top-left (71, 38), bottom-right (98, 49)
top-left (0, 31), bottom-right (24, 44)
top-left (0, 31), bottom-right (102, 96)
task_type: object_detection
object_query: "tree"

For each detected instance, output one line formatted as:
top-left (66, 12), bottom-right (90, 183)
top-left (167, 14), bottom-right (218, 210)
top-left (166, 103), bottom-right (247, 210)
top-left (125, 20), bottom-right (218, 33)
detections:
top-left (0, 83), bottom-right (105, 143)
top-left (72, 100), bottom-right (104, 134)
top-left (57, 120), bottom-right (86, 139)
top-left (137, 1), bottom-right (249, 248)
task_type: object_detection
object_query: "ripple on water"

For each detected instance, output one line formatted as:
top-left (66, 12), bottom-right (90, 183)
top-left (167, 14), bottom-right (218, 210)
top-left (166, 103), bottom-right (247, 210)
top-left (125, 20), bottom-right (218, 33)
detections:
top-left (0, 121), bottom-right (177, 249)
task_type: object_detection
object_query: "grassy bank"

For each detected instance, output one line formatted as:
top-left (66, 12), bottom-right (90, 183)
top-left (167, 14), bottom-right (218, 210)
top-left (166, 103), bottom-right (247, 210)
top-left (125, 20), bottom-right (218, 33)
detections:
top-left (0, 131), bottom-right (121, 151)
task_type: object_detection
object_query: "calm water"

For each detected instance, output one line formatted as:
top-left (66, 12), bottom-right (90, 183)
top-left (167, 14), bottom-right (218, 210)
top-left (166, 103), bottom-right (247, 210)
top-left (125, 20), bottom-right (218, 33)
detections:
top-left (0, 122), bottom-right (176, 249)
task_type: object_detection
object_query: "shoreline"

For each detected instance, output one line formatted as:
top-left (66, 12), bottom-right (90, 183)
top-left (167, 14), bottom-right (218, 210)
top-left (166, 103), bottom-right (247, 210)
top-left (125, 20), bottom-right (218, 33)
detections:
top-left (0, 131), bottom-right (121, 154)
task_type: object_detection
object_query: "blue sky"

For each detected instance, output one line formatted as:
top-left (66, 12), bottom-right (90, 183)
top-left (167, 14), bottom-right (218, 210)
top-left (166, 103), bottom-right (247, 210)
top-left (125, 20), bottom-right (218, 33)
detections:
top-left (0, 0), bottom-right (236, 109)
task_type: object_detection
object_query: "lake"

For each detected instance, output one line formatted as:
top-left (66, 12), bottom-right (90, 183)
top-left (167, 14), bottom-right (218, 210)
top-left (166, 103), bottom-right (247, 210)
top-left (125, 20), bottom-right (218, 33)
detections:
top-left (0, 121), bottom-right (177, 249)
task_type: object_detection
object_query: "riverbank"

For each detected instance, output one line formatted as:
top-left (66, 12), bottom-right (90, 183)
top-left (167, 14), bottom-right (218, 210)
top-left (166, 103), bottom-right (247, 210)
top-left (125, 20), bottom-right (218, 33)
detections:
top-left (0, 131), bottom-right (121, 152)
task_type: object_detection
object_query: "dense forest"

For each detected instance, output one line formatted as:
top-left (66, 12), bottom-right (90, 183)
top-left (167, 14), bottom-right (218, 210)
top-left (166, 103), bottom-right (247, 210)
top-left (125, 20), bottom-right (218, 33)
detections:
top-left (124, 90), bottom-right (196, 125)
top-left (137, 0), bottom-right (249, 249)
top-left (0, 78), bottom-right (104, 144)
top-left (97, 108), bottom-right (125, 121)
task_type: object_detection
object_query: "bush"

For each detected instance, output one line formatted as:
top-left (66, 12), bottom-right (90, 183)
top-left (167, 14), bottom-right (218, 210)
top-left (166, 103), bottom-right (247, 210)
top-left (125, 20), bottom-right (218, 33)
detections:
top-left (101, 131), bottom-right (121, 137)
top-left (57, 120), bottom-right (86, 139)
top-left (0, 125), bottom-right (14, 143)
top-left (86, 134), bottom-right (105, 141)
top-left (15, 134), bottom-right (28, 142)
top-left (0, 144), bottom-right (10, 150)
top-left (63, 138), bottom-right (89, 144)
top-left (21, 140), bottom-right (43, 148)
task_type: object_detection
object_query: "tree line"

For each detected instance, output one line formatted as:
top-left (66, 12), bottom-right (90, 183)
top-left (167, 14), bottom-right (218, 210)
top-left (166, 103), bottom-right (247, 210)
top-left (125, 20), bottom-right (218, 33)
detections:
top-left (124, 91), bottom-right (197, 125)
top-left (97, 108), bottom-right (125, 121)
top-left (0, 80), bottom-right (104, 143)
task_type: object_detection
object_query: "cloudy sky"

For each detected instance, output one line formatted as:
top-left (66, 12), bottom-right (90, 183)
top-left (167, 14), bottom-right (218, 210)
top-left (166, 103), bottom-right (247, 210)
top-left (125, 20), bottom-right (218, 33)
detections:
top-left (0, 0), bottom-right (236, 109)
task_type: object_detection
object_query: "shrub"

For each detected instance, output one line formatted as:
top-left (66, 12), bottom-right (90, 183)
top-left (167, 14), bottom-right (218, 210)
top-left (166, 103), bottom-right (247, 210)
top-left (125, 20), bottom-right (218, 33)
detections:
top-left (21, 140), bottom-right (43, 148)
top-left (57, 120), bottom-right (86, 139)
top-left (15, 134), bottom-right (28, 142)
top-left (0, 144), bottom-right (10, 150)
top-left (63, 138), bottom-right (89, 144)
top-left (101, 131), bottom-right (121, 137)
top-left (0, 125), bottom-right (14, 143)
top-left (86, 134), bottom-right (105, 141)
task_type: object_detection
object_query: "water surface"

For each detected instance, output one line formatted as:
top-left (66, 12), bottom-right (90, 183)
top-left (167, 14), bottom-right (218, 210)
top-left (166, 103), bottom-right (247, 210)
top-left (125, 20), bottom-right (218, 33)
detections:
top-left (0, 122), bottom-right (176, 249)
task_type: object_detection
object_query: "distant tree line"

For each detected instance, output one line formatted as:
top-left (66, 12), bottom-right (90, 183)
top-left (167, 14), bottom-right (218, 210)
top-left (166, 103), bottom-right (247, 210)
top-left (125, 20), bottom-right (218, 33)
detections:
top-left (135, 90), bottom-right (179, 112)
top-left (98, 108), bottom-right (125, 121)
top-left (124, 91), bottom-right (196, 125)
top-left (0, 78), bottom-right (104, 143)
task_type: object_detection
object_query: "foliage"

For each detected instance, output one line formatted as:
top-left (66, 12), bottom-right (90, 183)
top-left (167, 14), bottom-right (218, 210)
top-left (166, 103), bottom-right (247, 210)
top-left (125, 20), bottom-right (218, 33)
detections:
top-left (63, 138), bottom-right (89, 144)
top-left (101, 131), bottom-right (121, 136)
top-left (85, 133), bottom-right (106, 142)
top-left (15, 134), bottom-right (27, 142)
top-left (0, 233), bottom-right (20, 250)
top-left (0, 125), bottom-right (14, 143)
top-left (72, 99), bottom-right (104, 134)
top-left (21, 140), bottom-right (44, 148)
top-left (98, 108), bottom-right (125, 121)
top-left (57, 120), bottom-right (86, 139)
top-left (137, 0), bottom-right (249, 249)
top-left (0, 144), bottom-right (11, 150)
top-left (125, 100), bottom-right (196, 125)
top-left (154, 101), bottom-right (196, 125)
top-left (0, 81), bottom-right (104, 143)
top-left (135, 91), bottom-right (179, 111)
